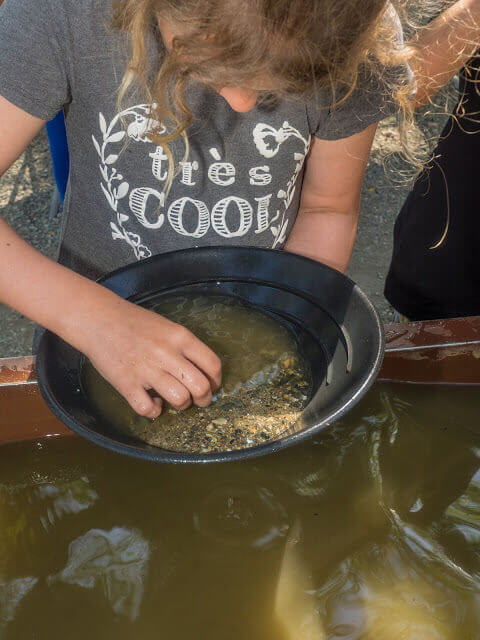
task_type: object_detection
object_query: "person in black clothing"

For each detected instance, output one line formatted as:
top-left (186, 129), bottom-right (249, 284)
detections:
top-left (385, 54), bottom-right (480, 320)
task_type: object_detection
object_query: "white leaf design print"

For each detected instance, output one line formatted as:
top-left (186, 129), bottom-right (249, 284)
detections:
top-left (94, 105), bottom-right (160, 260)
top-left (253, 121), bottom-right (310, 160)
top-left (91, 135), bottom-right (101, 157)
top-left (101, 184), bottom-right (114, 207)
top-left (99, 165), bottom-right (108, 181)
top-left (107, 131), bottom-right (126, 144)
top-left (109, 222), bottom-right (124, 240)
top-left (116, 182), bottom-right (129, 199)
top-left (253, 124), bottom-right (284, 158)
top-left (99, 112), bottom-right (107, 135)
top-left (105, 154), bottom-right (118, 165)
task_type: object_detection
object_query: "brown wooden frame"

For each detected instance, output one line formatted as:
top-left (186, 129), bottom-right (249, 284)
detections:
top-left (1, 317), bottom-right (480, 444)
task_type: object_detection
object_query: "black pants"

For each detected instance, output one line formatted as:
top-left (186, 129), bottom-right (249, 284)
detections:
top-left (385, 58), bottom-right (480, 320)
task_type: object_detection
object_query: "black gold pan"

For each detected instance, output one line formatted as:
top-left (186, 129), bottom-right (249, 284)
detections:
top-left (36, 246), bottom-right (384, 464)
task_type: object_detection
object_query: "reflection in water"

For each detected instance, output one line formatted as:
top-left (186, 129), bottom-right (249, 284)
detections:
top-left (317, 553), bottom-right (456, 639)
top-left (36, 477), bottom-right (98, 526)
top-left (275, 520), bottom-right (325, 639)
top-left (0, 576), bottom-right (37, 628)
top-left (1, 383), bottom-right (480, 638)
top-left (0, 474), bottom-right (99, 574)
top-left (48, 527), bottom-right (150, 622)
top-left (193, 484), bottom-right (289, 548)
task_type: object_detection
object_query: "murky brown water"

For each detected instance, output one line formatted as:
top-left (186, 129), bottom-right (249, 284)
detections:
top-left (1, 383), bottom-right (480, 638)
top-left (82, 295), bottom-right (311, 452)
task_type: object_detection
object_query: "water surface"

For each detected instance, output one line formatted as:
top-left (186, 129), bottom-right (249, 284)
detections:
top-left (1, 383), bottom-right (480, 639)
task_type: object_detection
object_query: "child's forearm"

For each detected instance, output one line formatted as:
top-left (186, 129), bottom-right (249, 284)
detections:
top-left (412, 0), bottom-right (480, 107)
top-left (0, 215), bottom-right (222, 417)
top-left (0, 216), bottom-right (122, 352)
top-left (284, 207), bottom-right (359, 273)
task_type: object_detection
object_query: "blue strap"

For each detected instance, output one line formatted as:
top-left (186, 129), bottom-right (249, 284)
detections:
top-left (45, 111), bottom-right (69, 203)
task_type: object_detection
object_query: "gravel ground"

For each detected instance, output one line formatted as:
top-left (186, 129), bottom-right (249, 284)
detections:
top-left (0, 129), bottom-right (61, 356)
top-left (0, 97), bottom-right (453, 357)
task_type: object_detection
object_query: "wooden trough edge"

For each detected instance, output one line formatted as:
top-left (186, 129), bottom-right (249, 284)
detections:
top-left (1, 316), bottom-right (480, 445)
top-left (2, 316), bottom-right (480, 388)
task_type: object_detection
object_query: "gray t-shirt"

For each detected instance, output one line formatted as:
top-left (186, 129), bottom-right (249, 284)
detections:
top-left (0, 0), bottom-right (406, 279)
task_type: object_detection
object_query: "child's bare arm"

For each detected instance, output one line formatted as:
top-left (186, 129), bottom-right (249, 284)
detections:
top-left (412, 0), bottom-right (480, 108)
top-left (0, 96), bottom-right (45, 176)
top-left (0, 96), bottom-right (221, 418)
top-left (285, 124), bottom-right (377, 273)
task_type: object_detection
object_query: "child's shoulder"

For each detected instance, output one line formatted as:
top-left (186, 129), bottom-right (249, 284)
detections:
top-left (52, 0), bottom-right (112, 22)
top-left (42, 0), bottom-right (107, 14)
top-left (14, 0), bottom-right (113, 35)
top-left (18, 0), bottom-right (118, 54)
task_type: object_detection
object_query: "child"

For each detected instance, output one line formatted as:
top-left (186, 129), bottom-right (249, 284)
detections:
top-left (0, 0), bottom-right (412, 417)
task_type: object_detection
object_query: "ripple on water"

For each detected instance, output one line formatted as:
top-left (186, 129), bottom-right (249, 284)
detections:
top-left (193, 483), bottom-right (289, 549)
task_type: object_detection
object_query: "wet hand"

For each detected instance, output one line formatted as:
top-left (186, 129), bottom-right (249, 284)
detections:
top-left (81, 297), bottom-right (222, 419)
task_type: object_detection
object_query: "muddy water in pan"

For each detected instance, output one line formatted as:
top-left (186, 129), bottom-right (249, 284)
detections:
top-left (1, 383), bottom-right (480, 639)
top-left (82, 295), bottom-right (312, 453)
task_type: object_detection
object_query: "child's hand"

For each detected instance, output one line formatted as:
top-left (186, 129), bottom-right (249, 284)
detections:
top-left (0, 216), bottom-right (220, 419)
top-left (79, 296), bottom-right (222, 419)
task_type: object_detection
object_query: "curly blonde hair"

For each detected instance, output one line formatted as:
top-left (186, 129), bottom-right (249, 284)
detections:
top-left (111, 0), bottom-right (432, 194)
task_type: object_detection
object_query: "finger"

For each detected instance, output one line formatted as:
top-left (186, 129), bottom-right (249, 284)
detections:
top-left (182, 339), bottom-right (222, 391)
top-left (146, 370), bottom-right (192, 410)
top-left (149, 396), bottom-right (163, 418)
top-left (116, 380), bottom-right (163, 419)
top-left (167, 357), bottom-right (213, 407)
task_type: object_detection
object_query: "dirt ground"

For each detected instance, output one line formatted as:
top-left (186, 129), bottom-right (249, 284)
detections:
top-left (0, 98), bottom-right (452, 357)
